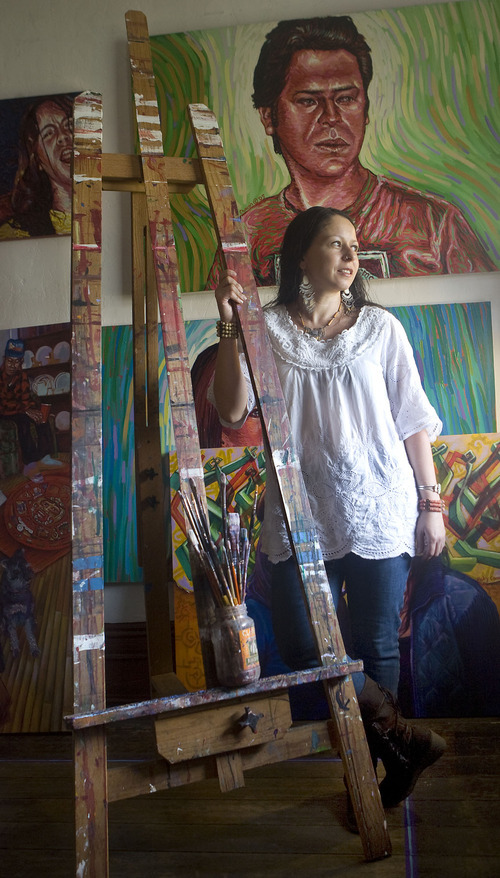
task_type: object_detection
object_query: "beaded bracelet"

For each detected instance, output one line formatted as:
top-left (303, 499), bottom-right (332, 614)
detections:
top-left (216, 320), bottom-right (239, 339)
top-left (418, 498), bottom-right (445, 513)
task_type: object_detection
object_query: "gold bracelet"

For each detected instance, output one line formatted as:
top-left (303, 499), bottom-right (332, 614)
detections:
top-left (216, 320), bottom-right (239, 339)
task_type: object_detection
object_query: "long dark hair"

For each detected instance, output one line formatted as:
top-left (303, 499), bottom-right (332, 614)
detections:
top-left (10, 95), bottom-right (73, 237)
top-left (273, 206), bottom-right (372, 309)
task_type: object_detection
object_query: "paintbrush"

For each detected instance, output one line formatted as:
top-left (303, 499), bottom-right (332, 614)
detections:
top-left (186, 528), bottom-right (225, 607)
top-left (239, 527), bottom-right (250, 602)
top-left (219, 470), bottom-right (229, 547)
top-left (181, 488), bottom-right (234, 604)
top-left (189, 478), bottom-right (212, 541)
top-left (248, 485), bottom-right (259, 547)
top-left (228, 512), bottom-right (242, 600)
top-left (179, 490), bottom-right (205, 549)
top-left (187, 479), bottom-right (224, 577)
top-left (228, 512), bottom-right (241, 564)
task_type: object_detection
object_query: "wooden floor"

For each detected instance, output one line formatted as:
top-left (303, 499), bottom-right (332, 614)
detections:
top-left (1, 717), bottom-right (499, 877)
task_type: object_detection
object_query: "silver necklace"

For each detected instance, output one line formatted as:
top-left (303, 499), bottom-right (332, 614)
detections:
top-left (298, 301), bottom-right (343, 341)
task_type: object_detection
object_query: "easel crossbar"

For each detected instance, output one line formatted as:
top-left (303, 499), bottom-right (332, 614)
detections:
top-left (101, 153), bottom-right (202, 192)
top-left (65, 660), bottom-right (363, 730)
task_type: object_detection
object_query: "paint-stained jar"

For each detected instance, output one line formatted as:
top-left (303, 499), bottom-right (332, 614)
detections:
top-left (211, 604), bottom-right (260, 688)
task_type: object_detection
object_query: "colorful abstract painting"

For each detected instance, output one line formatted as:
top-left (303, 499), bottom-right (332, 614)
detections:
top-left (434, 433), bottom-right (500, 603)
top-left (151, 0), bottom-right (499, 291)
top-left (169, 446), bottom-right (265, 593)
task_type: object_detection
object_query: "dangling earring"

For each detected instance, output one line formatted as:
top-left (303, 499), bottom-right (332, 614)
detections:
top-left (299, 274), bottom-right (315, 314)
top-left (341, 288), bottom-right (355, 312)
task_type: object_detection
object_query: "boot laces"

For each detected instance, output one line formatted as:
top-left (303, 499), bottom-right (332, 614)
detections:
top-left (372, 699), bottom-right (414, 769)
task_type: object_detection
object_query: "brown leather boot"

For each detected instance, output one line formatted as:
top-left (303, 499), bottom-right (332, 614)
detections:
top-left (358, 675), bottom-right (446, 808)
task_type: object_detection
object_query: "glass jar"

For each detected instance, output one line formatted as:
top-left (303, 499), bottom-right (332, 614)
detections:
top-left (211, 604), bottom-right (260, 688)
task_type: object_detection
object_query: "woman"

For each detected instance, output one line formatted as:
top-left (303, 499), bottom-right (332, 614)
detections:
top-left (212, 206), bottom-right (446, 809)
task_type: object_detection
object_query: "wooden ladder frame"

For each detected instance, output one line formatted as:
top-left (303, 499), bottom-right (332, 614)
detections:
top-left (65, 12), bottom-right (392, 877)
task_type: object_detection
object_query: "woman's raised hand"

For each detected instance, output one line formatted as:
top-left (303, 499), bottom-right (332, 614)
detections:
top-left (212, 269), bottom-right (249, 423)
top-left (215, 269), bottom-right (246, 323)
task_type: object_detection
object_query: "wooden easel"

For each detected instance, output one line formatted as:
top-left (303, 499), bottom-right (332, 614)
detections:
top-left (65, 12), bottom-right (392, 876)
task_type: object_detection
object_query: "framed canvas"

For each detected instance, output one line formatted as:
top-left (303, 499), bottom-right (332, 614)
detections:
top-left (0, 92), bottom-right (77, 242)
top-left (151, 0), bottom-right (499, 291)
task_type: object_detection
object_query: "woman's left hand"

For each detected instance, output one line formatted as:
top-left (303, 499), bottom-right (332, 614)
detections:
top-left (415, 511), bottom-right (446, 560)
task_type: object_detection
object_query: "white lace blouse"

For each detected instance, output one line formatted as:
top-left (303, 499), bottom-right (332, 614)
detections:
top-left (216, 304), bottom-right (442, 564)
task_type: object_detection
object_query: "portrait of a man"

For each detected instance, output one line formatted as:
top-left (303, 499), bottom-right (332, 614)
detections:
top-left (238, 16), bottom-right (496, 284)
top-left (151, 1), bottom-right (499, 288)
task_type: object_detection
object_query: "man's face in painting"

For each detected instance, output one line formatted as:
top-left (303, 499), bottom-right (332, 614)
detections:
top-left (4, 356), bottom-right (23, 377)
top-left (259, 49), bottom-right (369, 180)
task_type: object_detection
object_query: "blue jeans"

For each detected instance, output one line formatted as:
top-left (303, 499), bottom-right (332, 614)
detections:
top-left (270, 553), bottom-right (411, 697)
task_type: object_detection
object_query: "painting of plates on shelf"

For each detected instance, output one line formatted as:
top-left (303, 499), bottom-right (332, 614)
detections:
top-left (31, 374), bottom-right (54, 396)
top-left (23, 349), bottom-right (34, 369)
top-left (34, 345), bottom-right (52, 366)
top-left (53, 341), bottom-right (70, 363)
top-left (54, 372), bottom-right (70, 394)
top-left (54, 411), bottom-right (70, 432)
top-left (0, 321), bottom-right (72, 733)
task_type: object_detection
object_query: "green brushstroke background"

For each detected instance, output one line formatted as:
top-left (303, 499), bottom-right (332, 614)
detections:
top-left (151, 0), bottom-right (499, 292)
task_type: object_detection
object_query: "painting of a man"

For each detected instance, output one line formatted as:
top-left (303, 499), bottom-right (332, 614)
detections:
top-left (152, 2), bottom-right (499, 289)
top-left (209, 16), bottom-right (496, 284)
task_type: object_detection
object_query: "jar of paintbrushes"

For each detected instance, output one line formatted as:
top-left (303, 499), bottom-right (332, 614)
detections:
top-left (180, 473), bottom-right (261, 688)
top-left (211, 602), bottom-right (260, 687)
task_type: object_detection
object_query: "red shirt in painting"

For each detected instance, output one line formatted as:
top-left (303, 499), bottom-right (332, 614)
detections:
top-left (208, 171), bottom-right (496, 287)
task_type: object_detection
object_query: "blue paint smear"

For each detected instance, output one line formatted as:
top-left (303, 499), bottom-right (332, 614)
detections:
top-left (73, 576), bottom-right (104, 592)
top-left (72, 555), bottom-right (104, 571)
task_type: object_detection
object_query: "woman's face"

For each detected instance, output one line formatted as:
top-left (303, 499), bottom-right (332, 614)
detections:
top-left (299, 214), bottom-right (359, 295)
top-left (34, 101), bottom-right (72, 189)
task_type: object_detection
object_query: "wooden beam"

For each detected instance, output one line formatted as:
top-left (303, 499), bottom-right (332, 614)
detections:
top-left (131, 191), bottom-right (175, 681)
top-left (126, 8), bottom-right (217, 686)
top-left (71, 90), bottom-right (109, 878)
top-left (65, 661), bottom-right (363, 730)
top-left (101, 154), bottom-right (202, 192)
top-left (108, 720), bottom-right (333, 802)
top-left (154, 694), bottom-right (292, 763)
